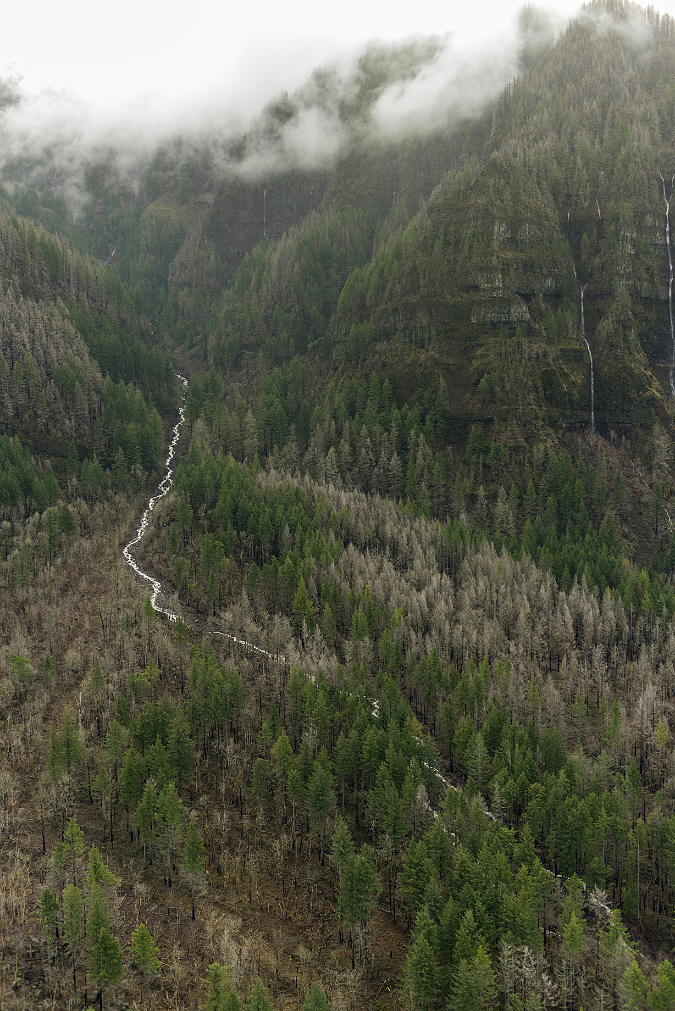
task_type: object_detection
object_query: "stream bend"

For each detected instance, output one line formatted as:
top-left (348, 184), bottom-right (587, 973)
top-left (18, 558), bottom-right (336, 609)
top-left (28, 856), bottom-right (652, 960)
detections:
top-left (119, 377), bottom-right (581, 846)
top-left (121, 375), bottom-right (284, 657)
top-left (122, 373), bottom-right (188, 622)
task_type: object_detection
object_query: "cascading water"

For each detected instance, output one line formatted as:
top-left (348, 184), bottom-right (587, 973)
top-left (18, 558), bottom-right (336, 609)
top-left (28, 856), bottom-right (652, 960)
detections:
top-left (123, 374), bottom-right (188, 621)
top-left (659, 172), bottom-right (675, 398)
top-left (122, 375), bottom-right (284, 655)
top-left (580, 284), bottom-right (595, 433)
top-left (118, 377), bottom-right (542, 826)
top-left (572, 263), bottom-right (595, 432)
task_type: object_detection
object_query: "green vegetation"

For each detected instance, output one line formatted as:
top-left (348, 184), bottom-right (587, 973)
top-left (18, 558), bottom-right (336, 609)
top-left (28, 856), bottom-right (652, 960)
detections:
top-left (9, 3), bottom-right (675, 1009)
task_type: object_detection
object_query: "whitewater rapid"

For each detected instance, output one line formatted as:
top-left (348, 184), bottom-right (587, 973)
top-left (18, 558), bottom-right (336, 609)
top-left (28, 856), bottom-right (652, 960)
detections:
top-left (122, 373), bottom-right (188, 622)
top-left (119, 375), bottom-right (597, 859)
top-left (122, 375), bottom-right (285, 660)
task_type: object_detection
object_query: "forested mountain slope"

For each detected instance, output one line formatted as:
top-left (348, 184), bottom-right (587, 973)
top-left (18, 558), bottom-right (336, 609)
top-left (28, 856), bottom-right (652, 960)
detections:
top-left (202, 2), bottom-right (675, 451)
top-left (7, 4), bottom-right (675, 1011)
top-left (331, 3), bottom-right (675, 434)
top-left (0, 196), bottom-right (181, 501)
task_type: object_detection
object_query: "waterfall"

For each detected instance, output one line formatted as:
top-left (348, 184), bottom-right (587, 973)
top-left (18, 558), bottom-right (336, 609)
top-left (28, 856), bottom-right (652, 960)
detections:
top-left (572, 263), bottom-right (595, 432)
top-left (580, 284), bottom-right (595, 433)
top-left (660, 173), bottom-right (675, 398)
top-left (123, 374), bottom-right (188, 621)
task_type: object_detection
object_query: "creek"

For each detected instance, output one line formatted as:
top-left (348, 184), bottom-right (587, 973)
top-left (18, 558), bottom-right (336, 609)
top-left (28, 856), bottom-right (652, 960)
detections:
top-left (122, 374), bottom-right (188, 622)
top-left (122, 374), bottom-right (282, 661)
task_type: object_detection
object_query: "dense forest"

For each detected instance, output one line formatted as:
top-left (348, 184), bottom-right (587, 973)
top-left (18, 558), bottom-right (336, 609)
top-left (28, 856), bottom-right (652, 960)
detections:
top-left (8, 2), bottom-right (675, 1009)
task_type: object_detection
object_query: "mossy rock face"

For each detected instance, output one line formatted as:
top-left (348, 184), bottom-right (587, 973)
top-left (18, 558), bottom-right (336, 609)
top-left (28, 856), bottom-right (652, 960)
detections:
top-left (469, 294), bottom-right (531, 325)
top-left (206, 14), bottom-right (675, 451)
top-left (591, 304), bottom-right (663, 424)
top-left (330, 140), bottom-right (675, 437)
top-left (433, 157), bottom-right (571, 302)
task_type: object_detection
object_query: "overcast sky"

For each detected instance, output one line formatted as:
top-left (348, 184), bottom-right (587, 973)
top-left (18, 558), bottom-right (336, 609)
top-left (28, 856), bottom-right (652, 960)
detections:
top-left (2, 0), bottom-right (669, 199)
top-left (3, 0), bottom-right (594, 129)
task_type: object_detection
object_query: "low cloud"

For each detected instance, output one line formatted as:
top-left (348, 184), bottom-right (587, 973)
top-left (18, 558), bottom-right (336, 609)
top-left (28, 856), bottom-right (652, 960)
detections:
top-left (370, 34), bottom-right (517, 140)
top-left (3, 4), bottom-right (645, 211)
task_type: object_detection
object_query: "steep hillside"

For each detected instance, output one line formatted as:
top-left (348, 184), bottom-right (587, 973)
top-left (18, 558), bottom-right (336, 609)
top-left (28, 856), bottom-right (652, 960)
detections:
top-left (8, 6), bottom-right (675, 1011)
top-left (182, 3), bottom-right (675, 465)
top-left (321, 6), bottom-right (675, 444)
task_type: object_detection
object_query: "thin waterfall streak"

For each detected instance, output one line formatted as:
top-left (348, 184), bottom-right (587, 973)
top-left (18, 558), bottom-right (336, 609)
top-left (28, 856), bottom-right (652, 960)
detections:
top-left (662, 173), bottom-right (675, 398)
top-left (123, 373), bottom-right (188, 622)
top-left (572, 261), bottom-right (594, 432)
top-left (580, 284), bottom-right (595, 433)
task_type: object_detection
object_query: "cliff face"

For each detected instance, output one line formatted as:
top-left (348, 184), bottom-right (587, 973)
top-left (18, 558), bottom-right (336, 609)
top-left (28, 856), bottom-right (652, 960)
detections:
top-left (316, 7), bottom-right (675, 447)
top-left (43, 1), bottom-right (675, 455)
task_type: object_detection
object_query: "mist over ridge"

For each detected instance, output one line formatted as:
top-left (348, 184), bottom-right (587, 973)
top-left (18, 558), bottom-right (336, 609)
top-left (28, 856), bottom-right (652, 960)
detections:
top-left (7, 8), bottom-right (675, 1005)
top-left (0, 3), bottom-right (587, 214)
